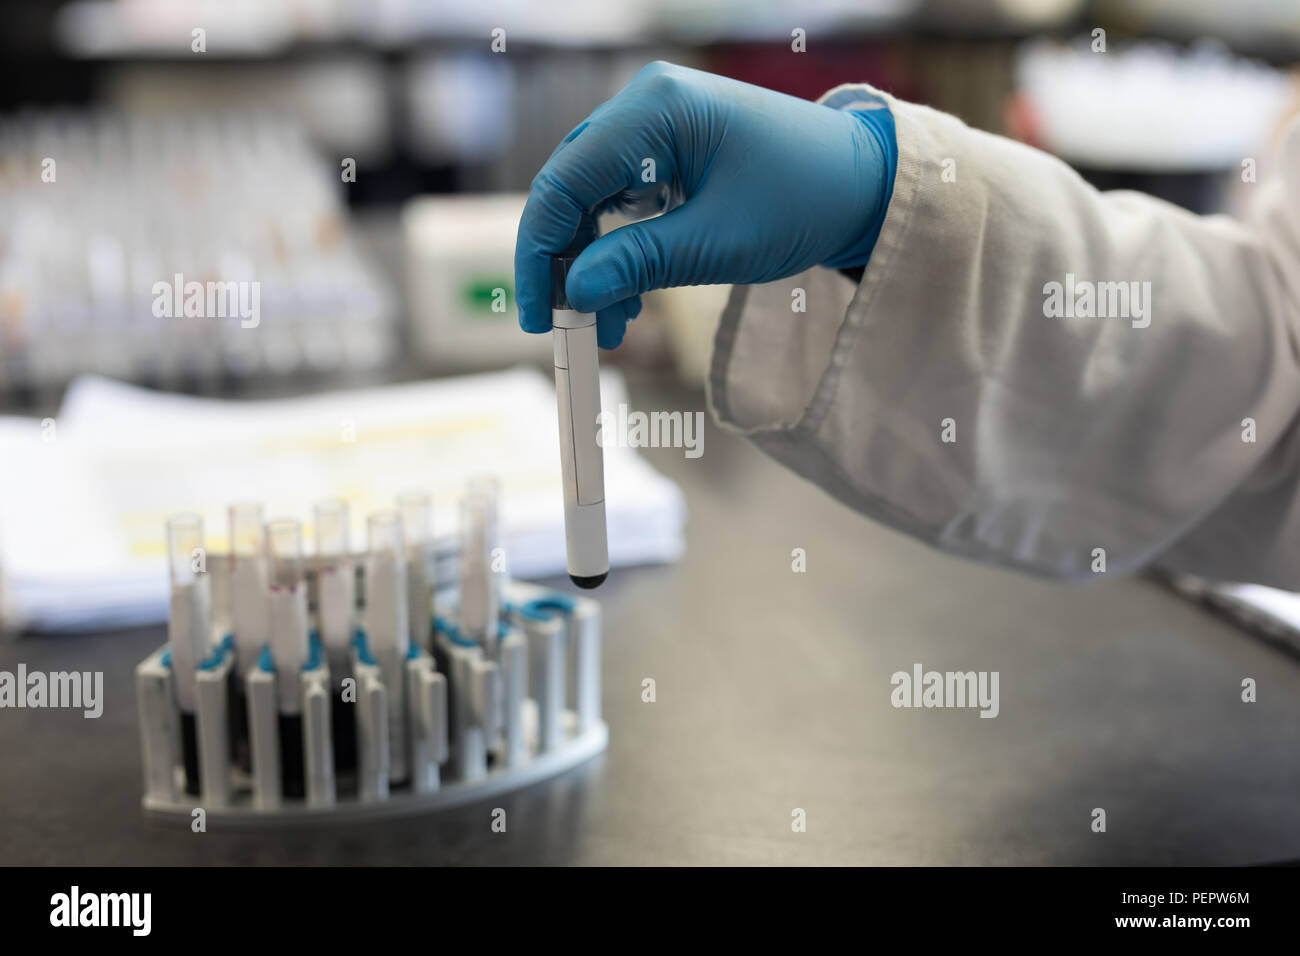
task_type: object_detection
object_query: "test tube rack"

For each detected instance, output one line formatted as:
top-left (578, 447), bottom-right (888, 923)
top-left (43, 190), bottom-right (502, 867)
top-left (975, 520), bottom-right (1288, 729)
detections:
top-left (136, 551), bottom-right (607, 826)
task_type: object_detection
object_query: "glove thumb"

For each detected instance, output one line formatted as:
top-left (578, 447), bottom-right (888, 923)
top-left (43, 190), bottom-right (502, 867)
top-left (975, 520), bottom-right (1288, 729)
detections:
top-left (565, 205), bottom-right (702, 316)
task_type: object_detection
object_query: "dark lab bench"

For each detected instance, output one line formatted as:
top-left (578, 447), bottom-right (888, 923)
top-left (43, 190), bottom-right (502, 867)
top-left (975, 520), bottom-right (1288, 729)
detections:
top-left (2, 378), bottom-right (1299, 865)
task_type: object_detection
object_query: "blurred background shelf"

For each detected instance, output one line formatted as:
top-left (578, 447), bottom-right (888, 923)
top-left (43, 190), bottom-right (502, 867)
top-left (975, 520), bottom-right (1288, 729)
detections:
top-left (3, 0), bottom-right (1297, 409)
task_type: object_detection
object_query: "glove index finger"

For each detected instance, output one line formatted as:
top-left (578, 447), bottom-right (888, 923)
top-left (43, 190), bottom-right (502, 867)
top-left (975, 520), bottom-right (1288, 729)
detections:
top-left (515, 189), bottom-right (581, 334)
top-left (516, 110), bottom-right (661, 333)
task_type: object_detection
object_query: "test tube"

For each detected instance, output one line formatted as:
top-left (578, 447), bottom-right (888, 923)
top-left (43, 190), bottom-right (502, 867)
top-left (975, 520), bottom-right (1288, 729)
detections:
top-left (228, 502), bottom-right (269, 674)
top-left (314, 498), bottom-right (357, 772)
top-left (168, 513), bottom-right (205, 590)
top-left (366, 511), bottom-right (409, 784)
top-left (227, 502), bottom-right (268, 773)
top-left (167, 513), bottom-right (211, 796)
top-left (268, 519), bottom-right (305, 593)
top-left (267, 517), bottom-right (309, 799)
top-left (458, 477), bottom-right (500, 654)
top-left (551, 252), bottom-right (609, 587)
top-left (313, 498), bottom-right (354, 667)
top-left (397, 491), bottom-right (433, 650)
top-left (314, 498), bottom-right (350, 559)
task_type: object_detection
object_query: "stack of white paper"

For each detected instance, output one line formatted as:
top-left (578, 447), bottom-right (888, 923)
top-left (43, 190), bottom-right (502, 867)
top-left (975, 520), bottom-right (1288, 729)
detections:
top-left (0, 367), bottom-right (685, 631)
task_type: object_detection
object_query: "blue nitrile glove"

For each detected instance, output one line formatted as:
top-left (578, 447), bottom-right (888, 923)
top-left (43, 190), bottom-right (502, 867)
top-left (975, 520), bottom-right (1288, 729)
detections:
top-left (515, 61), bottom-right (897, 349)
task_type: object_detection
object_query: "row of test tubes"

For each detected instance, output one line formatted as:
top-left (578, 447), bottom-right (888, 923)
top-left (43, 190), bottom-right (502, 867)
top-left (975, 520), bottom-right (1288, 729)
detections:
top-left (0, 109), bottom-right (395, 399)
top-left (143, 478), bottom-right (602, 813)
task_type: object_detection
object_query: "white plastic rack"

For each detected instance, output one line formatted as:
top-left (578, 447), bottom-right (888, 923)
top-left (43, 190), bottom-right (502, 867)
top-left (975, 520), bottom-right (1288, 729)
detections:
top-left (137, 508), bottom-right (606, 826)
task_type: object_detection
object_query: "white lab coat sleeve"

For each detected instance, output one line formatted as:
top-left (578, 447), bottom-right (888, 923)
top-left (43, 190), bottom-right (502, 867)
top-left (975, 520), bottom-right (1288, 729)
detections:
top-left (707, 84), bottom-right (1300, 587)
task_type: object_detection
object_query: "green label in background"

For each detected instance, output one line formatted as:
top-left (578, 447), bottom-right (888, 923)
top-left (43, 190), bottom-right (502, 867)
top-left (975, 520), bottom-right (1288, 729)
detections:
top-left (463, 278), bottom-right (513, 317)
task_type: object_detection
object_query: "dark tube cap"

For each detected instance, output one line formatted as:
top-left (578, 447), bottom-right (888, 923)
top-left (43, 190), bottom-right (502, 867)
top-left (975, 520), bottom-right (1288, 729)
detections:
top-left (551, 254), bottom-right (578, 310)
top-left (569, 571), bottom-right (607, 589)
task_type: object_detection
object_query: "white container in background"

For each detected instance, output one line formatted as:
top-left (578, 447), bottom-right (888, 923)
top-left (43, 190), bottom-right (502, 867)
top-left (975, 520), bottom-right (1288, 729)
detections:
top-left (402, 193), bottom-right (550, 370)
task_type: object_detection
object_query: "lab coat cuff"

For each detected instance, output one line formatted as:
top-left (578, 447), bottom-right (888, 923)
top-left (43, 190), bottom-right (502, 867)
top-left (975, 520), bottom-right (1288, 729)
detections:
top-left (707, 83), bottom-right (920, 439)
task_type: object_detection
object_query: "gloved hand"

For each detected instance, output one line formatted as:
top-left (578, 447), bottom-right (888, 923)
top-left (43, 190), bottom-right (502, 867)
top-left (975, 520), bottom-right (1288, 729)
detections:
top-left (515, 61), bottom-right (897, 348)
